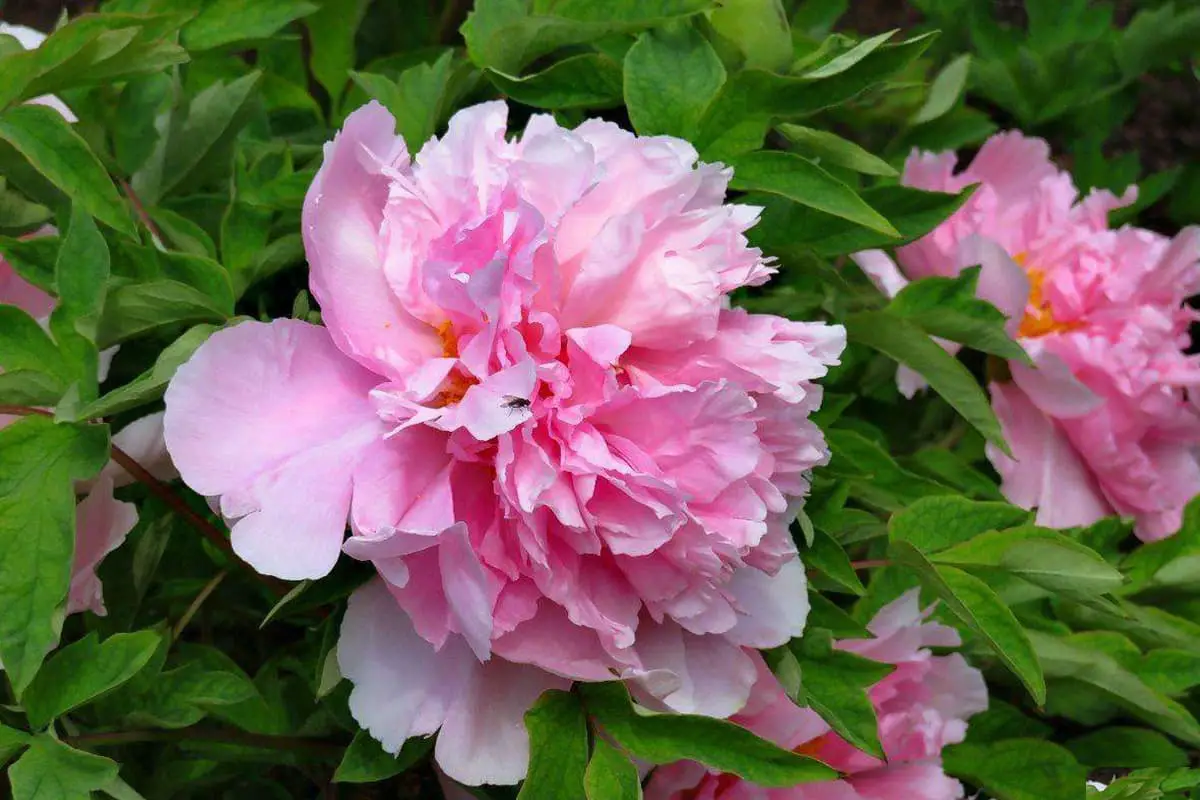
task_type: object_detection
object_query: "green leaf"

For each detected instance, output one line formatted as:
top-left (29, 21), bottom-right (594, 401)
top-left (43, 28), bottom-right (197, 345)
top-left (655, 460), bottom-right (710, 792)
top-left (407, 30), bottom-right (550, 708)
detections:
top-left (890, 541), bottom-right (1045, 704)
top-left (9, 736), bottom-right (120, 800)
top-left (0, 105), bottom-right (135, 237)
top-left (706, 0), bottom-right (791, 71)
top-left (729, 151), bottom-right (897, 237)
top-left (805, 528), bottom-right (865, 595)
top-left (847, 310), bottom-right (1008, 453)
top-left (53, 207), bottom-right (109, 344)
top-left (886, 266), bottom-right (1030, 363)
top-left (0, 235), bottom-right (57, 293)
top-left (306, 0), bottom-right (372, 109)
top-left (1066, 727), bottom-right (1189, 769)
top-left (0, 306), bottom-right (71, 389)
top-left (113, 73), bottom-right (172, 177)
top-left (0, 416), bottom-right (110, 694)
top-left (943, 738), bottom-right (1088, 800)
top-left (1032, 631), bottom-right (1200, 747)
top-left (183, 0), bottom-right (319, 50)
top-left (463, 0), bottom-right (713, 74)
top-left (22, 631), bottom-right (160, 729)
top-left (777, 124), bottom-right (897, 177)
top-left (584, 738), bottom-right (642, 800)
top-left (932, 526), bottom-right (1124, 599)
top-left (623, 22), bottom-right (725, 138)
top-left (97, 280), bottom-right (229, 348)
top-left (823, 428), bottom-right (953, 511)
top-left (793, 645), bottom-right (891, 758)
top-left (754, 184), bottom-right (977, 258)
top-left (693, 33), bottom-right (934, 158)
top-left (911, 54), bottom-right (971, 124)
top-left (351, 50), bottom-right (456, 148)
top-left (141, 71), bottom-right (263, 202)
top-left (489, 53), bottom-right (624, 111)
top-left (518, 690), bottom-right (588, 800)
top-left (889, 496), bottom-right (1033, 553)
top-left (807, 593), bottom-right (870, 638)
top-left (579, 682), bottom-right (837, 786)
top-left (0, 724), bottom-right (31, 767)
top-left (333, 730), bottom-right (434, 784)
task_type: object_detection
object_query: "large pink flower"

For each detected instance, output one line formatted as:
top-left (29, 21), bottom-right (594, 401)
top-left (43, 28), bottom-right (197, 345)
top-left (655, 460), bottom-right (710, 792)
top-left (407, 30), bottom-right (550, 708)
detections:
top-left (854, 132), bottom-right (1200, 540)
top-left (163, 101), bottom-right (844, 784)
top-left (645, 589), bottom-right (988, 800)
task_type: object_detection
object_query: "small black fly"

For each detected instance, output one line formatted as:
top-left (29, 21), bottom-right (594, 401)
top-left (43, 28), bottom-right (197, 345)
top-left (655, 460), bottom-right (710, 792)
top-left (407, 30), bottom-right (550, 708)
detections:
top-left (501, 395), bottom-right (532, 414)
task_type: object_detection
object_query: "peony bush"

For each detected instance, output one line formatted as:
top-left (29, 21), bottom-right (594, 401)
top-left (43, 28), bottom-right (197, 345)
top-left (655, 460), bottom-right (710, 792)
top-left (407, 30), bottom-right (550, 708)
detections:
top-left (0, 2), bottom-right (1197, 799)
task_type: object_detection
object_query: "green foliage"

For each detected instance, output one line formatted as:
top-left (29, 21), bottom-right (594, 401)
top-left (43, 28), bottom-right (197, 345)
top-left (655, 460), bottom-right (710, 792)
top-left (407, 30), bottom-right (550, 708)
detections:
top-left (518, 690), bottom-right (589, 800)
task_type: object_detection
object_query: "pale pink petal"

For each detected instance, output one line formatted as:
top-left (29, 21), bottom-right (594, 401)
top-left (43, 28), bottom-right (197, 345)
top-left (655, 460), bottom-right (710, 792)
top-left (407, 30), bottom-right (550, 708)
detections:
top-left (338, 579), bottom-right (473, 753)
top-left (67, 476), bottom-right (138, 616)
top-left (102, 412), bottom-right (177, 488)
top-left (303, 101), bottom-right (441, 379)
top-left (435, 656), bottom-right (570, 786)
top-left (1010, 344), bottom-right (1102, 419)
top-left (164, 320), bottom-right (386, 579)
top-left (632, 622), bottom-right (757, 718)
top-left (959, 235), bottom-right (1030, 329)
top-left (851, 249), bottom-right (909, 298)
top-left (723, 559), bottom-right (809, 649)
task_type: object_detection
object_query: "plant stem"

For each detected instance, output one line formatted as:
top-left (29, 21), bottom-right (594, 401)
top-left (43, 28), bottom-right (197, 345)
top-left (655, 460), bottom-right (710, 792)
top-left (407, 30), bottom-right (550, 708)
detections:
top-left (119, 178), bottom-right (164, 247)
top-left (850, 559), bottom-right (891, 570)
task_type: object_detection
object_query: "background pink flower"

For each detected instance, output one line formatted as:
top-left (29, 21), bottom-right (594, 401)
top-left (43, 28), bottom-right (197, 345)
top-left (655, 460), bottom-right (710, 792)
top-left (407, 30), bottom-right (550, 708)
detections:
top-left (854, 132), bottom-right (1200, 540)
top-left (645, 589), bottom-right (988, 799)
top-left (164, 101), bottom-right (844, 784)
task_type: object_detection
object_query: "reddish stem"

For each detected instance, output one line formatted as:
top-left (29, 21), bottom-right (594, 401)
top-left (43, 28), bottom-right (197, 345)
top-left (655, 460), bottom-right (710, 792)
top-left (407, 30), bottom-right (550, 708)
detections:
top-left (119, 178), bottom-right (164, 244)
top-left (0, 405), bottom-right (283, 592)
top-left (850, 559), bottom-right (891, 570)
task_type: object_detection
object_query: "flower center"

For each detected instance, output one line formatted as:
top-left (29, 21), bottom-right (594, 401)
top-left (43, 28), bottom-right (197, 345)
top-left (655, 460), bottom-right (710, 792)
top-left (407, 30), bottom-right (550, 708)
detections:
top-left (1014, 253), bottom-right (1080, 339)
top-left (432, 320), bottom-right (477, 407)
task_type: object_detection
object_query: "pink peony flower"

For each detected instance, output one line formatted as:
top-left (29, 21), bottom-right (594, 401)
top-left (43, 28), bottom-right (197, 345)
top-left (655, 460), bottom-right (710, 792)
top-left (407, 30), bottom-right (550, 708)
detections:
top-left (163, 101), bottom-right (844, 784)
top-left (853, 132), bottom-right (1200, 540)
top-left (645, 589), bottom-right (988, 800)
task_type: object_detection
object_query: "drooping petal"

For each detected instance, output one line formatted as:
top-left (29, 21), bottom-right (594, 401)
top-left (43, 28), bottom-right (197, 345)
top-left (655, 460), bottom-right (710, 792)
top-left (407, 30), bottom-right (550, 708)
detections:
top-left (164, 319), bottom-right (387, 579)
top-left (67, 477), bottom-right (137, 616)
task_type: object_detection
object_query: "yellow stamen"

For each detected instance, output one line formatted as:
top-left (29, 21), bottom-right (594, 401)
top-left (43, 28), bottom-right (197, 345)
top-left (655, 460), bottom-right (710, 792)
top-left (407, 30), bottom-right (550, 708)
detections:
top-left (1013, 254), bottom-right (1081, 339)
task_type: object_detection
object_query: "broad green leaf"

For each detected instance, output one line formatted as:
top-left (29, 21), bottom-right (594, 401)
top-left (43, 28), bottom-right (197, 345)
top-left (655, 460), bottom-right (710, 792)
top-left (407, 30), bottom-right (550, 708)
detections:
top-left (889, 496), bottom-right (1030, 553)
top-left (807, 592), bottom-right (870, 638)
top-left (1121, 497), bottom-right (1200, 593)
top-left (777, 124), bottom-right (896, 176)
top-left (0, 306), bottom-right (71, 390)
top-left (306, 0), bottom-right (372, 108)
top-left (462, 0), bottom-right (713, 74)
top-left (729, 151), bottom-right (897, 236)
top-left (624, 22), bottom-right (725, 138)
top-left (105, 660), bottom-right (259, 730)
top-left (22, 631), bottom-right (160, 729)
top-left (0, 177), bottom-right (51, 231)
top-left (793, 645), bottom-right (891, 758)
top-left (803, 30), bottom-right (896, 79)
top-left (0, 234), bottom-right (56, 292)
top-left (489, 53), bottom-right (623, 111)
top-left (0, 371), bottom-right (64, 406)
top-left (580, 682), bottom-right (837, 786)
top-left (912, 54), bottom-right (971, 124)
top-left (333, 730), bottom-right (434, 784)
top-left (0, 105), bottom-right (135, 237)
top-left (847, 310), bottom-right (1008, 453)
top-left (891, 541), bottom-right (1045, 704)
top-left (146, 207), bottom-right (217, 260)
top-left (1066, 727), bottom-right (1189, 769)
top-left (694, 33), bottom-right (934, 158)
top-left (906, 448), bottom-right (1006, 501)
top-left (1137, 649), bottom-right (1200, 695)
top-left (183, 0), bottom-right (319, 50)
top-left (753, 184), bottom-right (977, 258)
top-left (824, 428), bottom-right (953, 511)
top-left (886, 267), bottom-right (1030, 363)
top-left (53, 207), bottom-right (109, 344)
top-left (943, 738), bottom-right (1088, 800)
top-left (707, 0), bottom-right (791, 71)
top-left (97, 280), bottom-right (229, 348)
top-left (142, 71), bottom-right (263, 201)
top-left (9, 736), bottom-right (120, 800)
top-left (518, 690), bottom-right (588, 800)
top-left (932, 526), bottom-right (1124, 598)
top-left (113, 73), bottom-right (172, 177)
top-left (584, 738), bottom-right (642, 800)
top-left (352, 50), bottom-right (456, 148)
top-left (0, 416), bottom-right (110, 693)
top-left (0, 724), bottom-right (31, 767)
top-left (0, 13), bottom-right (188, 110)
top-left (1032, 631), bottom-right (1200, 746)
top-left (805, 528), bottom-right (865, 595)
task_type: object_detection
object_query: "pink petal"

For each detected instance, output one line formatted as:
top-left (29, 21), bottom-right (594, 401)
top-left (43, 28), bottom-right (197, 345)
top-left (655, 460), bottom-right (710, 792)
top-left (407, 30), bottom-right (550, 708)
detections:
top-left (851, 249), bottom-right (909, 299)
top-left (631, 621), bottom-right (757, 718)
top-left (302, 101), bottom-right (441, 379)
top-left (68, 476), bottom-right (138, 616)
top-left (723, 559), bottom-right (809, 649)
top-left (1010, 344), bottom-right (1102, 418)
top-left (959, 234), bottom-right (1030, 329)
top-left (164, 319), bottom-right (386, 579)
